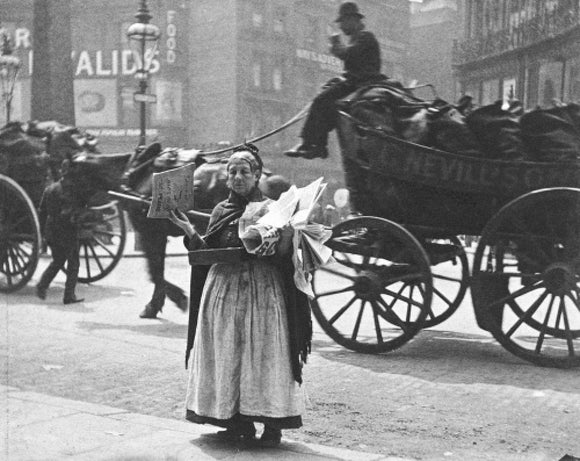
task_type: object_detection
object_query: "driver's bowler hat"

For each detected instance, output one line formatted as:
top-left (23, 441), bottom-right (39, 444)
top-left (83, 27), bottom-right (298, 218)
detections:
top-left (335, 2), bottom-right (364, 22)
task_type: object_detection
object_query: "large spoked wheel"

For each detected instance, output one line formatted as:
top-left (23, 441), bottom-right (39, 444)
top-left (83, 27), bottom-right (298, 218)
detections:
top-left (472, 188), bottom-right (580, 368)
top-left (0, 175), bottom-right (42, 292)
top-left (76, 200), bottom-right (126, 283)
top-left (423, 236), bottom-right (469, 328)
top-left (311, 216), bottom-right (433, 353)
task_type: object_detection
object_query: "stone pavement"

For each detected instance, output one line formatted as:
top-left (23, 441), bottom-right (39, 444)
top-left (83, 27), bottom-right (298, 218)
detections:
top-left (3, 384), bottom-right (575, 461)
top-left (1, 385), bottom-right (410, 461)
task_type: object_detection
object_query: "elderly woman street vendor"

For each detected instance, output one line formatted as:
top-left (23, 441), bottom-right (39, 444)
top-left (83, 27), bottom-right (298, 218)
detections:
top-left (169, 143), bottom-right (312, 447)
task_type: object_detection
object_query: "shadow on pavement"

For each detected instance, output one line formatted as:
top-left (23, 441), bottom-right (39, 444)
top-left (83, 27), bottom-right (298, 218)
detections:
top-left (77, 320), bottom-right (188, 339)
top-left (312, 329), bottom-right (580, 395)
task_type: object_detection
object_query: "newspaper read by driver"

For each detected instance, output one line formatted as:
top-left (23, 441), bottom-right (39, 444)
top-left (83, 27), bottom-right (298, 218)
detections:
top-left (147, 163), bottom-right (196, 219)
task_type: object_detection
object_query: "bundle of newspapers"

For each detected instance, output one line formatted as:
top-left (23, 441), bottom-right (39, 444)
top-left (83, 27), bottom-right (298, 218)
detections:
top-left (239, 177), bottom-right (334, 297)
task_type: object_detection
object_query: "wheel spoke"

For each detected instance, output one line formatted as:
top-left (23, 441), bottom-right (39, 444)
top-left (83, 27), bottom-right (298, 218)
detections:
top-left (92, 229), bottom-right (122, 239)
top-left (9, 243), bottom-right (27, 269)
top-left (370, 301), bottom-right (384, 343)
top-left (432, 273), bottom-right (462, 283)
top-left (319, 265), bottom-right (357, 282)
top-left (559, 297), bottom-right (576, 357)
top-left (83, 244), bottom-right (92, 279)
top-left (351, 300), bottom-right (366, 341)
top-left (484, 283), bottom-right (543, 310)
top-left (327, 295), bottom-right (358, 325)
top-left (91, 236), bottom-right (115, 257)
top-left (317, 285), bottom-right (356, 298)
top-left (87, 243), bottom-right (105, 272)
top-left (384, 282), bottom-right (408, 311)
top-left (417, 284), bottom-right (436, 320)
top-left (505, 290), bottom-right (549, 338)
top-left (376, 296), bottom-right (409, 333)
top-left (8, 246), bottom-right (24, 274)
top-left (535, 295), bottom-right (556, 355)
top-left (383, 287), bottom-right (424, 309)
top-left (433, 285), bottom-right (453, 307)
top-left (3, 259), bottom-right (14, 287)
top-left (406, 285), bottom-right (415, 323)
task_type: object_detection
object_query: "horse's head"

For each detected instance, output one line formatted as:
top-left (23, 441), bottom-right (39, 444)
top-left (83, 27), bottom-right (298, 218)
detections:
top-left (66, 151), bottom-right (132, 201)
top-left (193, 160), bottom-right (229, 211)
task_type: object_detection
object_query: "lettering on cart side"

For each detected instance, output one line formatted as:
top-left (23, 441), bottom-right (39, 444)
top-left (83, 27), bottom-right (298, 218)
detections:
top-left (404, 152), bottom-right (424, 176)
top-left (440, 157), bottom-right (460, 182)
top-left (501, 166), bottom-right (519, 190)
top-left (422, 155), bottom-right (437, 178)
top-left (478, 164), bottom-right (500, 187)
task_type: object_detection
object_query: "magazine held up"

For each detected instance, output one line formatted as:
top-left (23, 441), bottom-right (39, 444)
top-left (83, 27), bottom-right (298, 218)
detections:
top-left (239, 177), bottom-right (334, 297)
top-left (147, 163), bottom-right (196, 219)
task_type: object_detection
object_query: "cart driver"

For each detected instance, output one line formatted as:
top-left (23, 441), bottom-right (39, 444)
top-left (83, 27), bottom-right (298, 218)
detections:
top-left (284, 2), bottom-right (385, 160)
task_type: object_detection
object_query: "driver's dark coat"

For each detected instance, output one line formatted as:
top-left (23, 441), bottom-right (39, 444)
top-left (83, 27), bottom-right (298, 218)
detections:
top-left (38, 180), bottom-right (84, 246)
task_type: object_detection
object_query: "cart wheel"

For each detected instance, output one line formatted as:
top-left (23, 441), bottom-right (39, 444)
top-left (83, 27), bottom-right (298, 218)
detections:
top-left (0, 175), bottom-right (41, 292)
top-left (311, 216), bottom-right (432, 353)
top-left (472, 188), bottom-right (580, 368)
top-left (423, 236), bottom-right (469, 328)
top-left (76, 201), bottom-right (126, 283)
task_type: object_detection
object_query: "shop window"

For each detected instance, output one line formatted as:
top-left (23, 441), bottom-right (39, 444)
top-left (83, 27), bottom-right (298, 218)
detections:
top-left (273, 67), bottom-right (282, 91)
top-left (253, 62), bottom-right (261, 88)
top-left (253, 12), bottom-right (263, 28)
top-left (502, 77), bottom-right (517, 101)
top-left (538, 60), bottom-right (564, 106)
top-left (250, 0), bottom-right (265, 28)
top-left (273, 9), bottom-right (286, 33)
top-left (481, 78), bottom-right (500, 105)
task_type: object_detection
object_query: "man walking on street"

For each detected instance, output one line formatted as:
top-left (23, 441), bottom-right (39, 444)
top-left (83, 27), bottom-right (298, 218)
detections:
top-left (285, 2), bottom-right (384, 160)
top-left (36, 160), bottom-right (87, 304)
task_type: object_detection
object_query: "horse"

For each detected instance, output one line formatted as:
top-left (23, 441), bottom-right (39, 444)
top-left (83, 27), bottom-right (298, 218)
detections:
top-left (2, 121), bottom-right (290, 317)
top-left (117, 142), bottom-right (291, 318)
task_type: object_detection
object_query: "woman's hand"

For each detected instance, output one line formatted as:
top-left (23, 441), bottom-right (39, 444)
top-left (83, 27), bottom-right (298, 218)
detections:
top-left (276, 224), bottom-right (294, 256)
top-left (169, 209), bottom-right (196, 239)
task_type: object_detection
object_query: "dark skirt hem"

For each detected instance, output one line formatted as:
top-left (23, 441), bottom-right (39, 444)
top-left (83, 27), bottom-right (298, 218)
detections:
top-left (185, 409), bottom-right (302, 429)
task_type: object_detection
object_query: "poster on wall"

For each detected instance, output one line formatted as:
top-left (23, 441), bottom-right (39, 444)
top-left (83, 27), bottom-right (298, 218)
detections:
top-left (153, 80), bottom-right (183, 124)
top-left (0, 80), bottom-right (31, 125)
top-left (74, 79), bottom-right (118, 127)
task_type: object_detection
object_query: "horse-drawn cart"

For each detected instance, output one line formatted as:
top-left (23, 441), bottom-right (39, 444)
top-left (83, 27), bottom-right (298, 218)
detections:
top-left (0, 123), bottom-right (127, 293)
top-left (310, 108), bottom-right (580, 368)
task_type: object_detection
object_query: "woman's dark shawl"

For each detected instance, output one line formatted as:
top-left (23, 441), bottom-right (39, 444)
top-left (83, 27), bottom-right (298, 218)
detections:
top-left (185, 190), bottom-right (312, 384)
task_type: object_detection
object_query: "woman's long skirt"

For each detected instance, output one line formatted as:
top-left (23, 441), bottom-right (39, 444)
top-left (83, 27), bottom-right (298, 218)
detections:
top-left (185, 259), bottom-right (304, 429)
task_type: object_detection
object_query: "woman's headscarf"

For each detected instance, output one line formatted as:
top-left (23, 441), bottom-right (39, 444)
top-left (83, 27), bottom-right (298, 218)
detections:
top-left (227, 143), bottom-right (263, 174)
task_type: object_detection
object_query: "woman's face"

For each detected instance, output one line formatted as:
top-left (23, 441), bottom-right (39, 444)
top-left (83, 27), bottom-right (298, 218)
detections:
top-left (226, 157), bottom-right (260, 197)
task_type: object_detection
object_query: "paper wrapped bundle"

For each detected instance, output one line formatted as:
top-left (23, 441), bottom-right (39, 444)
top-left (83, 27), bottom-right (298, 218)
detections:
top-left (239, 201), bottom-right (280, 256)
top-left (238, 178), bottom-right (333, 297)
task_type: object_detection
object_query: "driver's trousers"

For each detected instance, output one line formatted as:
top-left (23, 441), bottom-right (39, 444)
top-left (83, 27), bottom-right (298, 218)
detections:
top-left (300, 79), bottom-right (358, 147)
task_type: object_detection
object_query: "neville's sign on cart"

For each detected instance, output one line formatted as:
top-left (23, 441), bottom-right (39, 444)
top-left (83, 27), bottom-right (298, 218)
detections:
top-left (368, 135), bottom-right (580, 197)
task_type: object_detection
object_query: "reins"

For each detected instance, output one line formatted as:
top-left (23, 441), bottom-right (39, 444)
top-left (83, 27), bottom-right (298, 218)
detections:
top-left (199, 103), bottom-right (310, 162)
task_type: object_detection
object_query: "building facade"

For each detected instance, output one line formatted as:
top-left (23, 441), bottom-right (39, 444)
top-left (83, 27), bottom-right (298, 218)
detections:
top-left (453, 0), bottom-right (580, 109)
top-left (2, 0), bottom-right (410, 189)
top-left (408, 0), bottom-right (464, 103)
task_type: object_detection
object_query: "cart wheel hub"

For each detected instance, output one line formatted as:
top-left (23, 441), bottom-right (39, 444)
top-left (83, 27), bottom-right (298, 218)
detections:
top-left (354, 271), bottom-right (382, 301)
top-left (542, 262), bottom-right (576, 296)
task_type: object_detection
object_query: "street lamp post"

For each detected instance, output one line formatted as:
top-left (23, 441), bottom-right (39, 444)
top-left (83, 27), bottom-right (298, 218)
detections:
top-left (127, 0), bottom-right (160, 147)
top-left (0, 29), bottom-right (21, 124)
